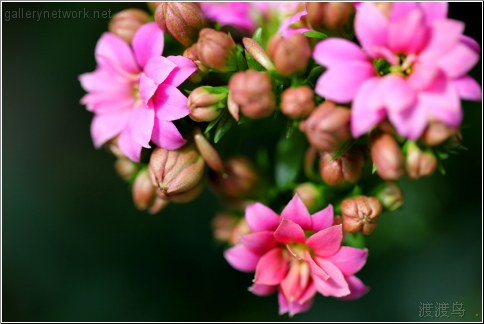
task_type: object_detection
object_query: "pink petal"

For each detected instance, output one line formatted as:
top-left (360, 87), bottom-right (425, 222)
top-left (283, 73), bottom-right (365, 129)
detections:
top-left (254, 248), bottom-right (289, 286)
top-left (164, 56), bottom-right (198, 87)
top-left (389, 3), bottom-right (418, 21)
top-left (355, 3), bottom-right (389, 57)
top-left (249, 283), bottom-right (277, 296)
top-left (388, 9), bottom-right (429, 54)
top-left (338, 275), bottom-right (369, 301)
top-left (419, 19), bottom-right (465, 63)
top-left (315, 61), bottom-right (375, 103)
top-left (90, 110), bottom-right (131, 148)
top-left (460, 35), bottom-right (481, 54)
top-left (438, 43), bottom-right (480, 78)
top-left (311, 204), bottom-right (334, 232)
top-left (407, 62), bottom-right (440, 91)
top-left (379, 75), bottom-right (417, 113)
top-left (388, 102), bottom-right (428, 140)
top-left (297, 280), bottom-right (317, 305)
top-left (274, 219), bottom-right (306, 244)
top-left (278, 289), bottom-right (289, 315)
top-left (280, 194), bottom-right (312, 230)
top-left (151, 119), bottom-right (186, 150)
top-left (127, 107), bottom-right (154, 148)
top-left (118, 127), bottom-right (143, 162)
top-left (313, 38), bottom-right (369, 67)
top-left (79, 69), bottom-right (132, 95)
top-left (280, 262), bottom-right (309, 303)
top-left (95, 32), bottom-right (139, 74)
top-left (351, 78), bottom-right (386, 137)
top-left (420, 2), bottom-right (448, 23)
top-left (132, 22), bottom-right (164, 68)
top-left (453, 76), bottom-right (482, 101)
top-left (313, 258), bottom-right (350, 298)
top-left (241, 231), bottom-right (278, 256)
top-left (305, 251), bottom-right (329, 280)
top-left (245, 203), bottom-right (280, 232)
top-left (224, 244), bottom-right (260, 272)
top-left (278, 289), bottom-right (314, 316)
top-left (325, 247), bottom-right (368, 276)
top-left (306, 225), bottom-right (343, 257)
top-left (139, 73), bottom-right (158, 105)
top-left (81, 92), bottom-right (135, 114)
top-left (153, 84), bottom-right (190, 121)
top-left (144, 56), bottom-right (178, 84)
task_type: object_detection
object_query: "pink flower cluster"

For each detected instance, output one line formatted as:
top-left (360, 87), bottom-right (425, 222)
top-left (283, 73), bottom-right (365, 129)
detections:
top-left (225, 195), bottom-right (368, 316)
top-left (314, 2), bottom-right (482, 139)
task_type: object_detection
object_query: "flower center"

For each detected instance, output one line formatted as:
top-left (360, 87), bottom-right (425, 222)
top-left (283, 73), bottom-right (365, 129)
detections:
top-left (132, 83), bottom-right (142, 105)
top-left (286, 243), bottom-right (308, 260)
top-left (373, 53), bottom-right (415, 78)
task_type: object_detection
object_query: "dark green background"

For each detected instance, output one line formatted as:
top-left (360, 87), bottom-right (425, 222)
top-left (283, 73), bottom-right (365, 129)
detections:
top-left (2, 2), bottom-right (482, 322)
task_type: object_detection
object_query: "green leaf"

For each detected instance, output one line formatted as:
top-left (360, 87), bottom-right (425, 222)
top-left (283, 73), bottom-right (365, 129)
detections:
top-left (303, 30), bottom-right (329, 40)
top-left (214, 112), bottom-right (235, 143)
top-left (235, 45), bottom-right (248, 71)
top-left (204, 112), bottom-right (224, 137)
top-left (331, 140), bottom-right (355, 161)
top-left (252, 27), bottom-right (263, 45)
top-left (275, 130), bottom-right (307, 188)
top-left (343, 233), bottom-right (366, 249)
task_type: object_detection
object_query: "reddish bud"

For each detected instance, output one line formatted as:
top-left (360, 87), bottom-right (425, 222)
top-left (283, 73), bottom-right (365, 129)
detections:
top-left (268, 33), bottom-right (311, 76)
top-left (108, 9), bottom-right (151, 44)
top-left (229, 70), bottom-right (276, 119)
top-left (376, 182), bottom-right (404, 211)
top-left (155, 3), bottom-right (205, 46)
top-left (132, 168), bottom-right (169, 214)
top-left (319, 147), bottom-right (364, 186)
top-left (281, 86), bottom-right (315, 119)
top-left (370, 132), bottom-right (404, 180)
top-left (300, 101), bottom-right (351, 153)
top-left (306, 2), bottom-right (355, 36)
top-left (422, 121), bottom-right (458, 147)
top-left (114, 157), bottom-right (137, 181)
top-left (197, 28), bottom-right (237, 71)
top-left (183, 45), bottom-right (207, 83)
top-left (405, 142), bottom-right (437, 179)
top-left (212, 214), bottom-right (250, 245)
top-left (294, 183), bottom-right (321, 212)
top-left (342, 196), bottom-right (382, 236)
top-left (188, 86), bottom-right (227, 122)
top-left (194, 128), bottom-right (224, 173)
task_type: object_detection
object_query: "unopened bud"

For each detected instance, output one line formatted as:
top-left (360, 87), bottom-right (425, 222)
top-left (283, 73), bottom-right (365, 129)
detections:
top-left (183, 45), bottom-right (207, 83)
top-left (306, 2), bottom-right (355, 36)
top-left (294, 183), bottom-right (321, 212)
top-left (242, 37), bottom-right (275, 71)
top-left (108, 9), bottom-right (151, 44)
top-left (114, 157), bottom-right (137, 181)
top-left (300, 101), bottom-right (351, 153)
top-left (342, 196), bottom-right (382, 236)
top-left (168, 182), bottom-right (204, 203)
top-left (268, 33), bottom-right (311, 76)
top-left (405, 142), bottom-right (437, 179)
top-left (320, 147), bottom-right (364, 186)
top-left (422, 121), bottom-right (458, 147)
top-left (155, 3), bottom-right (205, 46)
top-left (281, 86), bottom-right (315, 119)
top-left (132, 168), bottom-right (164, 213)
top-left (149, 144), bottom-right (205, 201)
top-left (197, 28), bottom-right (237, 71)
top-left (212, 213), bottom-right (250, 245)
top-left (188, 86), bottom-right (227, 122)
top-left (229, 70), bottom-right (276, 119)
top-left (194, 128), bottom-right (224, 173)
top-left (375, 182), bottom-right (404, 211)
top-left (371, 132), bottom-right (404, 180)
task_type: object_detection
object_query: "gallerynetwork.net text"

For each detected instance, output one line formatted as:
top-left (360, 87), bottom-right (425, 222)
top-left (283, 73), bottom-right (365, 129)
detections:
top-left (4, 8), bottom-right (112, 22)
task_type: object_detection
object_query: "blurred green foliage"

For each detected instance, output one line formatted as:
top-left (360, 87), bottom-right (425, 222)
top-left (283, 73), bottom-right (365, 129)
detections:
top-left (2, 2), bottom-right (482, 322)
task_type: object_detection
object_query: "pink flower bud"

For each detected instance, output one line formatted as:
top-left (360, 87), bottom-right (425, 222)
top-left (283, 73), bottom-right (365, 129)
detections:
top-left (132, 168), bottom-right (169, 214)
top-left (242, 37), bottom-right (275, 71)
top-left (188, 86), bottom-right (227, 122)
top-left (422, 121), bottom-right (458, 147)
top-left (319, 147), bottom-right (364, 186)
top-left (376, 182), bottom-right (404, 212)
top-left (294, 183), bottom-right (321, 212)
top-left (229, 70), bottom-right (276, 119)
top-left (194, 128), bottom-right (224, 173)
top-left (114, 157), bottom-right (137, 181)
top-left (306, 2), bottom-right (355, 36)
top-left (155, 3), bottom-right (206, 46)
top-left (108, 9), bottom-right (151, 44)
top-left (342, 196), bottom-right (382, 236)
top-left (370, 132), bottom-right (404, 180)
top-left (149, 144), bottom-right (205, 201)
top-left (405, 142), bottom-right (437, 179)
top-left (197, 28), bottom-right (236, 71)
top-left (268, 34), bottom-right (311, 76)
top-left (281, 86), bottom-right (315, 119)
top-left (212, 213), bottom-right (250, 245)
top-left (299, 101), bottom-right (351, 153)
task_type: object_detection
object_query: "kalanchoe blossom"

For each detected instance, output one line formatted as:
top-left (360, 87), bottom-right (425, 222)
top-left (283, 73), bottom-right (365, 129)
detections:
top-left (79, 22), bottom-right (197, 161)
top-left (313, 3), bottom-right (482, 140)
top-left (225, 194), bottom-right (368, 316)
top-left (278, 10), bottom-right (310, 38)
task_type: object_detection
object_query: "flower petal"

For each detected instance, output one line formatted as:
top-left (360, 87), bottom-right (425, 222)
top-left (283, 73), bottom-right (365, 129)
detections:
top-left (313, 258), bottom-right (350, 298)
top-left (153, 84), bottom-right (190, 121)
top-left (274, 219), bottom-right (306, 244)
top-left (314, 38), bottom-right (369, 67)
top-left (355, 3), bottom-right (389, 56)
top-left (306, 225), bottom-right (343, 257)
top-left (118, 127), bottom-right (143, 162)
top-left (453, 76), bottom-right (482, 101)
top-left (280, 262), bottom-right (309, 303)
top-left (351, 78), bottom-right (386, 137)
top-left (90, 110), bottom-right (131, 148)
top-left (311, 204), bottom-right (334, 232)
top-left (325, 247), bottom-right (368, 276)
top-left (127, 107), bottom-right (154, 148)
top-left (241, 231), bottom-right (278, 255)
top-left (338, 275), bottom-right (369, 301)
top-left (388, 9), bottom-right (429, 54)
top-left (438, 43), bottom-right (480, 78)
top-left (224, 244), bottom-right (260, 272)
top-left (254, 248), bottom-right (289, 286)
top-left (419, 19), bottom-right (465, 63)
top-left (245, 203), bottom-right (280, 232)
top-left (95, 32), bottom-right (139, 74)
top-left (132, 22), bottom-right (164, 68)
top-left (420, 2), bottom-right (448, 23)
top-left (305, 251), bottom-right (329, 280)
top-left (249, 283), bottom-right (277, 296)
top-left (280, 194), bottom-right (312, 230)
top-left (144, 56), bottom-right (178, 85)
top-left (379, 75), bottom-right (417, 113)
top-left (164, 56), bottom-right (198, 87)
top-left (151, 119), bottom-right (186, 150)
top-left (139, 73), bottom-right (158, 105)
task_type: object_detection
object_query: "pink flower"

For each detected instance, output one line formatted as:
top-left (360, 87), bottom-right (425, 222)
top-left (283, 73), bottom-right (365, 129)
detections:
top-left (224, 195), bottom-right (368, 316)
top-left (313, 3), bottom-right (482, 140)
top-left (200, 2), bottom-right (256, 32)
top-left (80, 22), bottom-right (197, 161)
top-left (278, 10), bottom-right (310, 38)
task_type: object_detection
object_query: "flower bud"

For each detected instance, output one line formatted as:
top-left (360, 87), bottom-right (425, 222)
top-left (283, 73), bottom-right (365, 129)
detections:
top-left (319, 147), bottom-right (364, 186)
top-left (281, 86), bottom-right (315, 119)
top-left (422, 121), bottom-right (458, 147)
top-left (229, 70), bottom-right (276, 119)
top-left (197, 28), bottom-right (237, 72)
top-left (194, 128), bottom-right (224, 173)
top-left (155, 3), bottom-right (206, 46)
top-left (182, 45), bottom-right (207, 83)
top-left (209, 156), bottom-right (259, 200)
top-left (212, 213), bottom-right (250, 245)
top-left (167, 182), bottom-right (204, 203)
top-left (108, 9), bottom-right (151, 44)
top-left (149, 144), bottom-right (205, 201)
top-left (114, 157), bottom-right (137, 181)
top-left (188, 86), bottom-right (227, 122)
top-left (268, 33), bottom-right (311, 76)
top-left (294, 183), bottom-right (321, 212)
top-left (342, 196), bottom-right (382, 236)
top-left (132, 168), bottom-right (169, 214)
top-left (242, 37), bottom-right (275, 71)
top-left (306, 2), bottom-right (355, 36)
top-left (370, 132), bottom-right (404, 180)
top-left (376, 182), bottom-right (404, 211)
top-left (405, 142), bottom-right (437, 179)
top-left (299, 101), bottom-right (351, 153)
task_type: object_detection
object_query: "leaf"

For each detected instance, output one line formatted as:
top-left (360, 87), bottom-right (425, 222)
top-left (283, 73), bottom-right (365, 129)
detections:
top-left (275, 130), bottom-right (307, 188)
top-left (204, 112), bottom-right (224, 137)
top-left (343, 233), bottom-right (366, 249)
top-left (214, 112), bottom-right (235, 143)
top-left (252, 27), bottom-right (263, 45)
top-left (303, 30), bottom-right (328, 40)
top-left (331, 140), bottom-right (355, 161)
top-left (235, 45), bottom-right (248, 71)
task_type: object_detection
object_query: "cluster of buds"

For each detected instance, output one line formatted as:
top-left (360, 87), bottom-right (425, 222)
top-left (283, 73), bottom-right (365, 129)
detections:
top-left (305, 2), bottom-right (355, 37)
